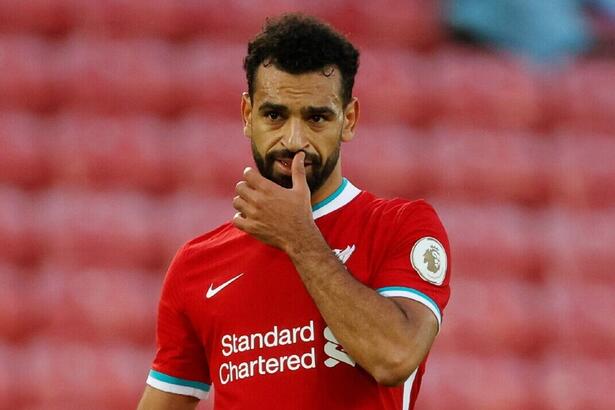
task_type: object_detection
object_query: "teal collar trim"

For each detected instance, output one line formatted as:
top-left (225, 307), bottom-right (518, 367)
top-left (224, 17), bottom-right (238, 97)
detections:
top-left (311, 178), bottom-right (361, 220)
top-left (312, 178), bottom-right (348, 212)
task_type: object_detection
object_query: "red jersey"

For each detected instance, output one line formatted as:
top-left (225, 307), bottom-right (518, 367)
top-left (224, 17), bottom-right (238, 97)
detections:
top-left (146, 178), bottom-right (451, 409)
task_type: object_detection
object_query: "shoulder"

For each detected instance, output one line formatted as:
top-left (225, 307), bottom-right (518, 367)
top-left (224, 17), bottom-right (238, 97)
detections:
top-left (356, 191), bottom-right (443, 228)
top-left (165, 222), bottom-right (243, 279)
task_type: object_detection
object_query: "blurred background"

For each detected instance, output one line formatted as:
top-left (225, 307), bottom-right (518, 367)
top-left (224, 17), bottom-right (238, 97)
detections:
top-left (1, 0), bottom-right (614, 409)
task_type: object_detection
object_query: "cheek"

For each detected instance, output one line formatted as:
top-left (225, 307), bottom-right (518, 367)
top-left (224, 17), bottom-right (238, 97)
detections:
top-left (250, 123), bottom-right (281, 152)
top-left (312, 129), bottom-right (342, 157)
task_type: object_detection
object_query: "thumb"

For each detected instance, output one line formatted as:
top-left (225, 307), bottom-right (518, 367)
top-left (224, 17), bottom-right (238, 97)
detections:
top-left (291, 151), bottom-right (308, 191)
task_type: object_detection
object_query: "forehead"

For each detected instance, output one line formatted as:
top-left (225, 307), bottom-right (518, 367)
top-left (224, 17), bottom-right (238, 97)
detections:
top-left (253, 64), bottom-right (343, 108)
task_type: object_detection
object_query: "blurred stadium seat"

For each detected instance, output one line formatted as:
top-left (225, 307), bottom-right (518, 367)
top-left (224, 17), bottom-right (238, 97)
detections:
top-left (436, 278), bottom-right (549, 355)
top-left (550, 60), bottom-right (615, 134)
top-left (38, 188), bottom-right (163, 270)
top-left (551, 131), bottom-right (615, 208)
top-left (355, 50), bottom-right (434, 126)
top-left (540, 354), bottom-right (615, 410)
top-left (0, 265), bottom-right (45, 341)
top-left (0, 187), bottom-right (42, 266)
top-left (49, 112), bottom-right (175, 192)
top-left (0, 111), bottom-right (51, 188)
top-left (540, 207), bottom-right (615, 281)
top-left (543, 279), bottom-right (615, 357)
top-left (0, 36), bottom-right (56, 111)
top-left (437, 203), bottom-right (540, 279)
top-left (429, 126), bottom-right (553, 205)
top-left (420, 354), bottom-right (540, 410)
top-left (54, 37), bottom-right (176, 115)
top-left (34, 266), bottom-right (159, 345)
top-left (429, 48), bottom-right (542, 130)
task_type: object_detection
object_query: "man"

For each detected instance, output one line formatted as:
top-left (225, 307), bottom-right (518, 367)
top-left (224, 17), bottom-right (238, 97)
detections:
top-left (138, 13), bottom-right (451, 410)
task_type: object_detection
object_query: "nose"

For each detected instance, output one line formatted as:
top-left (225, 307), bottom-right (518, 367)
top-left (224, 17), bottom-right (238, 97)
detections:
top-left (281, 117), bottom-right (309, 152)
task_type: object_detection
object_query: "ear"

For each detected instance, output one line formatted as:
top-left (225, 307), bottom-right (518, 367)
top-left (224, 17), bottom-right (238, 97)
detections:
top-left (241, 92), bottom-right (253, 138)
top-left (341, 97), bottom-right (359, 143)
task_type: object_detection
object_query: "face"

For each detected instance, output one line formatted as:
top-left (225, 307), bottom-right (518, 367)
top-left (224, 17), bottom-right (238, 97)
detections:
top-left (242, 64), bottom-right (359, 195)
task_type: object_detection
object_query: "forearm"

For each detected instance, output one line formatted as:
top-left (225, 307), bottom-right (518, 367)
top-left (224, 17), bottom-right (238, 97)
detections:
top-left (286, 230), bottom-right (423, 385)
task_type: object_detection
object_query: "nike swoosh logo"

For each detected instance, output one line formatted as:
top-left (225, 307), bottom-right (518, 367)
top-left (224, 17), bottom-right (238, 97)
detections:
top-left (206, 273), bottom-right (244, 299)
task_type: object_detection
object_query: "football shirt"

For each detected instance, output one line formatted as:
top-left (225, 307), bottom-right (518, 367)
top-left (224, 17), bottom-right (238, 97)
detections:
top-left (146, 178), bottom-right (451, 409)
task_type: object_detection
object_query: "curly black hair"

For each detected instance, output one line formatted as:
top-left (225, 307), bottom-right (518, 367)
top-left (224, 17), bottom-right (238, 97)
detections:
top-left (243, 13), bottom-right (360, 107)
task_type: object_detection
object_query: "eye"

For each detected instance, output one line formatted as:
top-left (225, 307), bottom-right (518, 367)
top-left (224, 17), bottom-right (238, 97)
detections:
top-left (265, 111), bottom-right (281, 121)
top-left (310, 115), bottom-right (325, 123)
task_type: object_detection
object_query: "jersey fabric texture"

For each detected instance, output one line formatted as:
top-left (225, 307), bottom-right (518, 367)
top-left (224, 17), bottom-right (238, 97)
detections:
top-left (146, 178), bottom-right (452, 410)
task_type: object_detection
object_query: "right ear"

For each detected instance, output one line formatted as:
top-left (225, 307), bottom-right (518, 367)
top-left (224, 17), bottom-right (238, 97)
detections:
top-left (241, 92), bottom-right (253, 138)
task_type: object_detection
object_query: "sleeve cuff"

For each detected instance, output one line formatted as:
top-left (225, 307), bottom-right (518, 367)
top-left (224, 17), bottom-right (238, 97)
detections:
top-left (146, 369), bottom-right (210, 400)
top-left (377, 286), bottom-right (442, 330)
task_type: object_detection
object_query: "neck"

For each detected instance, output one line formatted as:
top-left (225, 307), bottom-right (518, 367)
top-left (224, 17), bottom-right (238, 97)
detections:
top-left (310, 164), bottom-right (343, 206)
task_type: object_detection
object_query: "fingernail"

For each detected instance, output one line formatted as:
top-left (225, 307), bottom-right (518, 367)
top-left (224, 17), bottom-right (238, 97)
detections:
top-left (243, 167), bottom-right (251, 175)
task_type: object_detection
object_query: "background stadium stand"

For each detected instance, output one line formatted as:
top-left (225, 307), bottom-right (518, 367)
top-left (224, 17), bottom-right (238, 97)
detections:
top-left (0, 1), bottom-right (614, 409)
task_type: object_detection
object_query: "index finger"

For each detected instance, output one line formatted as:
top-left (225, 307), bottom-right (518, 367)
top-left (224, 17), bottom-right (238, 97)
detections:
top-left (243, 166), bottom-right (273, 190)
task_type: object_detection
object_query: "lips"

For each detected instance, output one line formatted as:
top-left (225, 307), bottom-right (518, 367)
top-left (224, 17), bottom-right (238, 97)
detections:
top-left (276, 157), bottom-right (312, 168)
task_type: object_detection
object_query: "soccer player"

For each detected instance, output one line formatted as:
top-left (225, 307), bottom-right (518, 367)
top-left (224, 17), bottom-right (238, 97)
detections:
top-left (138, 13), bottom-right (451, 410)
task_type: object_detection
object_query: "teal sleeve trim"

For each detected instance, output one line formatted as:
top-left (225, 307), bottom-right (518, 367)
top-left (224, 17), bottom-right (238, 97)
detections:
top-left (377, 286), bottom-right (441, 316)
top-left (149, 369), bottom-right (211, 392)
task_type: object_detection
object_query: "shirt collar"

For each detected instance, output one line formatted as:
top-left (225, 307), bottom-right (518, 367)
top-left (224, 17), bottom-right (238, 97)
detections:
top-left (311, 178), bottom-right (361, 220)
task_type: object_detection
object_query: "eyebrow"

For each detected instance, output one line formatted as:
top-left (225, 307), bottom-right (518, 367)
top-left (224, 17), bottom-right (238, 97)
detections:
top-left (258, 102), bottom-right (289, 114)
top-left (301, 106), bottom-right (337, 117)
top-left (257, 102), bottom-right (338, 117)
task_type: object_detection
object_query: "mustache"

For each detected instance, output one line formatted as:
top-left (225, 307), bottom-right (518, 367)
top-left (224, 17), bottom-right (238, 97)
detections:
top-left (265, 149), bottom-right (322, 166)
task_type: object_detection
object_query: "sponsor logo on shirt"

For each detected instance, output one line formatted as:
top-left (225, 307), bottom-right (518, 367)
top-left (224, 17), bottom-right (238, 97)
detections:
top-left (323, 327), bottom-right (355, 368)
top-left (333, 245), bottom-right (355, 264)
top-left (219, 322), bottom-right (316, 385)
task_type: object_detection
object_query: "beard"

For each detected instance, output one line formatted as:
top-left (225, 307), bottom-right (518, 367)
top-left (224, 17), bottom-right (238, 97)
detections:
top-left (252, 140), bottom-right (340, 194)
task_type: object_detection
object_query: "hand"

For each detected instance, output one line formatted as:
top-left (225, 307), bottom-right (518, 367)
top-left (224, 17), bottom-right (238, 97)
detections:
top-left (232, 152), bottom-right (317, 252)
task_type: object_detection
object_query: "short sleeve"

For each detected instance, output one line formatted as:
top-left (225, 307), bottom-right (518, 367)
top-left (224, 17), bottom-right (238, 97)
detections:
top-left (370, 200), bottom-right (452, 330)
top-left (146, 245), bottom-right (211, 399)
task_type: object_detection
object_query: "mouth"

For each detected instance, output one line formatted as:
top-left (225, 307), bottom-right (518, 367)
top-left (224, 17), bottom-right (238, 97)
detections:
top-left (274, 157), bottom-right (313, 175)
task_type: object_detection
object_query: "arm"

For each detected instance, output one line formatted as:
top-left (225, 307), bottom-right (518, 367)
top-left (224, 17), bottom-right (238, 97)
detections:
top-left (232, 153), bottom-right (439, 385)
top-left (137, 386), bottom-right (199, 410)
top-left (287, 228), bottom-right (438, 385)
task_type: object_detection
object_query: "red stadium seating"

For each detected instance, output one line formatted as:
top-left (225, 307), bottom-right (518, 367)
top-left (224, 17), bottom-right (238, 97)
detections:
top-left (429, 48), bottom-right (541, 130)
top-left (172, 42), bottom-right (246, 115)
top-left (355, 50), bottom-right (434, 126)
top-left (54, 0), bottom-right (442, 50)
top-left (0, 36), bottom-right (56, 111)
top-left (343, 124), bottom-right (435, 198)
top-left (0, 0), bottom-right (75, 36)
top-left (0, 111), bottom-right (51, 188)
top-left (49, 112), bottom-right (176, 193)
top-left (550, 132), bottom-right (615, 208)
top-left (0, 265), bottom-right (45, 341)
top-left (539, 355), bottom-right (615, 410)
top-left (15, 339), bottom-right (152, 409)
top-left (436, 278), bottom-right (550, 355)
top-left (169, 115), bottom-right (252, 195)
top-left (156, 191), bottom-right (235, 259)
top-left (429, 126), bottom-right (554, 205)
top-left (0, 187), bottom-right (42, 266)
top-left (38, 188), bottom-right (163, 270)
top-left (1, 2), bottom-right (614, 409)
top-left (420, 354), bottom-right (540, 410)
top-left (56, 37), bottom-right (176, 115)
top-left (436, 203), bottom-right (540, 279)
top-left (540, 207), bottom-right (615, 281)
top-left (549, 60), bottom-right (615, 134)
top-left (36, 266), bottom-right (159, 345)
top-left (543, 279), bottom-right (615, 357)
